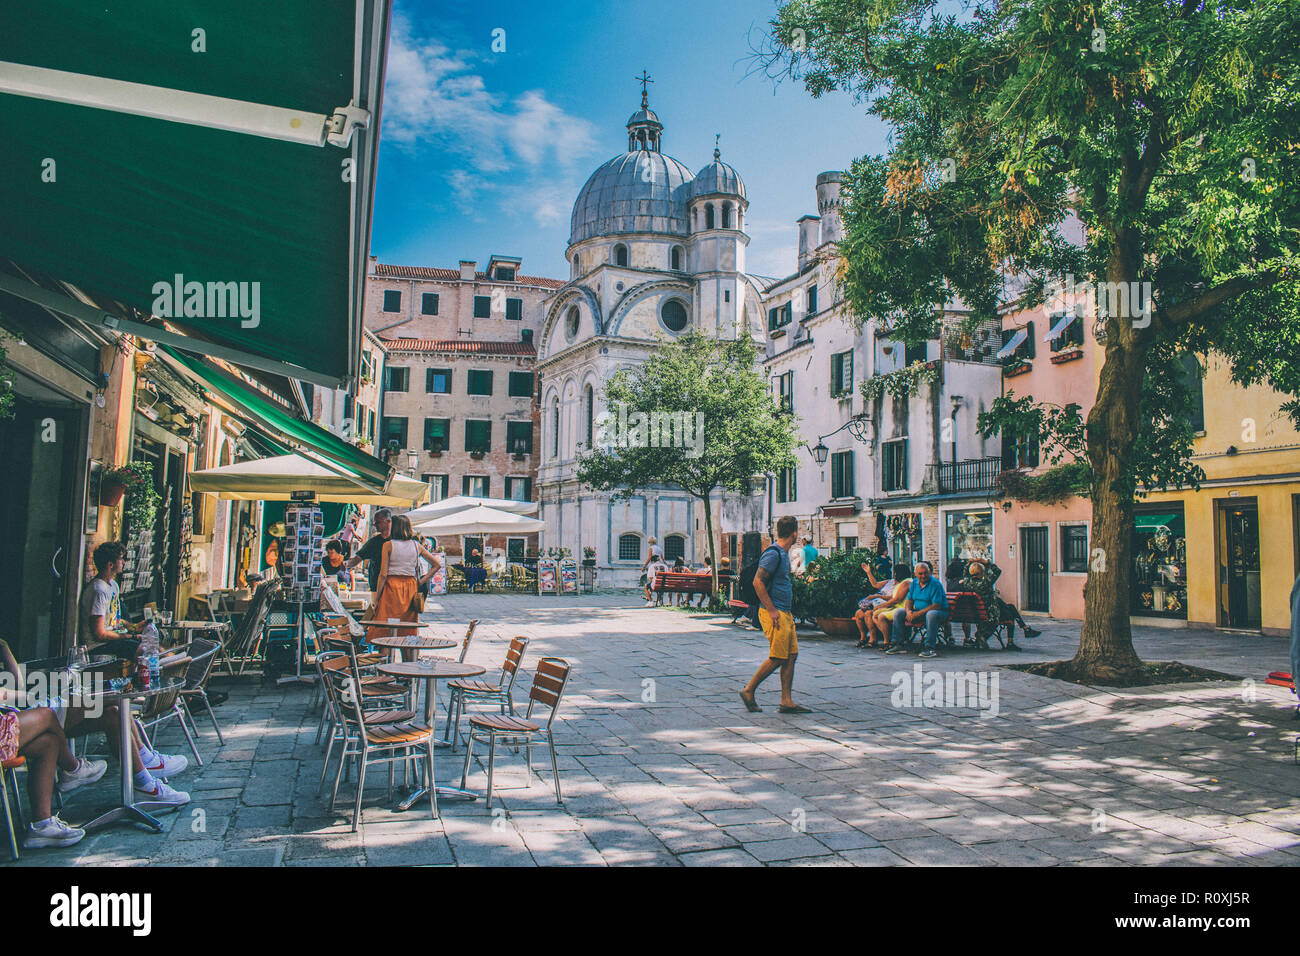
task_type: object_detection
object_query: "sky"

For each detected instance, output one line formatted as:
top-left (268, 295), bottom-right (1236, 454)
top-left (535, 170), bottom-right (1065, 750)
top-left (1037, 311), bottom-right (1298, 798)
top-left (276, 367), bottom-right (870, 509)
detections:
top-left (369, 0), bottom-right (892, 280)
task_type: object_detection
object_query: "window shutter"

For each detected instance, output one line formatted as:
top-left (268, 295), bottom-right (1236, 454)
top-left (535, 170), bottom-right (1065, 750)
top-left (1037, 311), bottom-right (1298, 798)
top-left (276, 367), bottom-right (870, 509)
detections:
top-left (1024, 321), bottom-right (1036, 359)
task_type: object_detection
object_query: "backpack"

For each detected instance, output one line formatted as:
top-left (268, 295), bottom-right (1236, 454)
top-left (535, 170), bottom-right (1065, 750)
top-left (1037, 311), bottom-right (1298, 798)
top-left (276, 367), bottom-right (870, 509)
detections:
top-left (740, 545), bottom-right (785, 605)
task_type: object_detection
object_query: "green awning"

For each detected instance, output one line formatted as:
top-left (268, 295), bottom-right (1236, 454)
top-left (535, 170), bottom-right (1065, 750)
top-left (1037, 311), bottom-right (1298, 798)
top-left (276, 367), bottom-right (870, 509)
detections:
top-left (1134, 513), bottom-right (1181, 532)
top-left (162, 346), bottom-right (392, 493)
top-left (0, 0), bottom-right (389, 387)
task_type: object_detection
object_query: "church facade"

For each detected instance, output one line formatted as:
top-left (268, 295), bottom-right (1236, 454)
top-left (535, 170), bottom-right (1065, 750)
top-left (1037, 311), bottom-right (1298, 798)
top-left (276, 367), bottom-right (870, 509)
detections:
top-left (535, 91), bottom-right (770, 584)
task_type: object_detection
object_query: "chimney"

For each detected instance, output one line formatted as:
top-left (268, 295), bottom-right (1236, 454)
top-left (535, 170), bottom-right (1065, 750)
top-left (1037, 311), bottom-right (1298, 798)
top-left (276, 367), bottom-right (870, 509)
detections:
top-left (797, 215), bottom-right (821, 271)
top-left (459, 260), bottom-right (476, 281)
top-left (816, 171), bottom-right (844, 247)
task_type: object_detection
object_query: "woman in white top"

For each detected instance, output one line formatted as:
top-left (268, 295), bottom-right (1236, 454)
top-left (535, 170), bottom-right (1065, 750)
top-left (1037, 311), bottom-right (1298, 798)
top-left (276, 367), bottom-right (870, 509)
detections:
top-left (367, 514), bottom-right (441, 640)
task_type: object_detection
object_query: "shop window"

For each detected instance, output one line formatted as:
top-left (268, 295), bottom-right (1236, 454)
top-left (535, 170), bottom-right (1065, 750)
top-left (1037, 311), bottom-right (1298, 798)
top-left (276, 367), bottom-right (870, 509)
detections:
top-left (831, 450), bottom-right (855, 499)
top-left (881, 440), bottom-right (907, 492)
top-left (382, 290), bottom-right (401, 312)
top-left (1132, 508), bottom-right (1187, 618)
top-left (664, 535), bottom-right (686, 562)
top-left (776, 466), bottom-right (797, 503)
top-left (507, 538), bottom-right (526, 562)
top-left (945, 510), bottom-right (994, 565)
top-left (1061, 525), bottom-right (1089, 572)
top-left (618, 533), bottom-right (642, 561)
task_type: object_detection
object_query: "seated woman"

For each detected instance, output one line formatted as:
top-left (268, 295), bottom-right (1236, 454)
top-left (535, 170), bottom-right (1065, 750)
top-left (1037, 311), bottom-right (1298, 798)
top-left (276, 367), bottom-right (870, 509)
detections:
top-left (870, 566), bottom-right (915, 650)
top-left (0, 699), bottom-right (106, 849)
top-left (961, 560), bottom-right (1041, 649)
top-left (319, 539), bottom-right (353, 586)
top-left (856, 563), bottom-right (913, 648)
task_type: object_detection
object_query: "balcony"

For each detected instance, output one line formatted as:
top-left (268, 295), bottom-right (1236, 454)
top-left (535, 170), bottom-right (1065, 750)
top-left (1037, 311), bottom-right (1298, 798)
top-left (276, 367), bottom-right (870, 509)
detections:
top-left (926, 456), bottom-right (1002, 494)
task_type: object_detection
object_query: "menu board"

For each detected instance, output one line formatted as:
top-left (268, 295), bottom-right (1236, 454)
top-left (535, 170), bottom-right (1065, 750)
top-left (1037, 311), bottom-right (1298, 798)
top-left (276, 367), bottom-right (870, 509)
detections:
top-left (430, 551), bottom-right (447, 595)
top-left (559, 558), bottom-right (579, 594)
top-left (284, 504), bottom-right (324, 601)
top-left (537, 558), bottom-right (558, 594)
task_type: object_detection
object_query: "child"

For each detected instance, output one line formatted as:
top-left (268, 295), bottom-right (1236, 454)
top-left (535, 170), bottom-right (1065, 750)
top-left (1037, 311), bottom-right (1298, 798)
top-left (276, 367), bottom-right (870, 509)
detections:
top-left (645, 556), bottom-right (670, 606)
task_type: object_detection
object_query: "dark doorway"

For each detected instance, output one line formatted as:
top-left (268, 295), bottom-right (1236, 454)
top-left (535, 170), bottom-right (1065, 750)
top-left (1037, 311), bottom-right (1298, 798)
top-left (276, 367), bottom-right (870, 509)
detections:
top-left (0, 393), bottom-right (86, 660)
top-left (1021, 526), bottom-right (1049, 613)
top-left (1218, 499), bottom-right (1261, 629)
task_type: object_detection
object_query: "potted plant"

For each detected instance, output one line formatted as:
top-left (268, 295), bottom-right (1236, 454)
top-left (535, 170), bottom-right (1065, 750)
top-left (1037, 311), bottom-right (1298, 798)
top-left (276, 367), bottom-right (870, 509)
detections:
top-left (801, 547), bottom-right (872, 637)
top-left (582, 547), bottom-right (596, 567)
top-left (104, 461), bottom-right (161, 531)
top-left (469, 445), bottom-right (487, 460)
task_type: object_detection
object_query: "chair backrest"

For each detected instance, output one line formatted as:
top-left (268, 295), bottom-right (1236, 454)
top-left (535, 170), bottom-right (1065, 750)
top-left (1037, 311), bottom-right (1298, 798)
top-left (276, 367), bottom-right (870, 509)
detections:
top-left (321, 587), bottom-right (365, 638)
top-left (458, 620), bottom-right (479, 664)
top-left (232, 579), bottom-right (279, 649)
top-left (182, 638), bottom-right (220, 690)
top-left (525, 657), bottom-right (571, 728)
top-left (499, 635), bottom-right (529, 691)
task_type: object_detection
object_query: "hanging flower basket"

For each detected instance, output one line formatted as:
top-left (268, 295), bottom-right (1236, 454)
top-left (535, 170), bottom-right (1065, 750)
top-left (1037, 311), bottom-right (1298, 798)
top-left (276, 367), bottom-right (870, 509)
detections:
top-left (104, 461), bottom-right (161, 531)
top-left (100, 478), bottom-right (127, 507)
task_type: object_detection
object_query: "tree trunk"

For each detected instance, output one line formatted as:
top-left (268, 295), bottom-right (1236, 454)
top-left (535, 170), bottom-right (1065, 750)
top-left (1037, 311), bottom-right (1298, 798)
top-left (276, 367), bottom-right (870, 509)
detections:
top-left (701, 490), bottom-right (720, 602)
top-left (1075, 254), bottom-right (1148, 682)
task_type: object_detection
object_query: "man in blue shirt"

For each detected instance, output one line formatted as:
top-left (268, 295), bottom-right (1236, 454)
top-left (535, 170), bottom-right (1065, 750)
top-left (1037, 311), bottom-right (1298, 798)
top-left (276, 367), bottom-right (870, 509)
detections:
top-left (886, 561), bottom-right (950, 658)
top-left (739, 515), bottom-right (811, 715)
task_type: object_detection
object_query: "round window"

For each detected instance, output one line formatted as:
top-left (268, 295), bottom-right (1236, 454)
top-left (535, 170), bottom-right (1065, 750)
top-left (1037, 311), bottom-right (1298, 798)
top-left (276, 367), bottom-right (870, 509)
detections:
top-left (661, 299), bottom-right (689, 333)
top-left (565, 306), bottom-right (580, 341)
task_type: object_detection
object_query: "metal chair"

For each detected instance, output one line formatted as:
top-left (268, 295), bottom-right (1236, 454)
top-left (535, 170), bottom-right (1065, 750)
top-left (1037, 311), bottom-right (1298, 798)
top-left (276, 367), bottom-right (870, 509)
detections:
top-left (316, 653), bottom-right (414, 788)
top-left (459, 657), bottom-right (572, 810)
top-left (443, 635), bottom-right (529, 751)
top-left (137, 655), bottom-right (199, 766)
top-left (328, 672), bottom-right (439, 831)
top-left (175, 638), bottom-right (226, 747)
top-left (1, 756), bottom-right (23, 862)
top-left (431, 620), bottom-right (478, 664)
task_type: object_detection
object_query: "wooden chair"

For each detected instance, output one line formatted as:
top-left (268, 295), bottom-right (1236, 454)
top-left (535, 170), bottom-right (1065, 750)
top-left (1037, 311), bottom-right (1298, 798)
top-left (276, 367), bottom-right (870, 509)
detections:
top-left (443, 636), bottom-right (529, 751)
top-left (430, 620), bottom-right (479, 664)
top-left (1, 756), bottom-right (23, 862)
top-left (325, 668), bottom-right (439, 831)
top-left (315, 652), bottom-right (416, 795)
top-left (458, 657), bottom-right (572, 810)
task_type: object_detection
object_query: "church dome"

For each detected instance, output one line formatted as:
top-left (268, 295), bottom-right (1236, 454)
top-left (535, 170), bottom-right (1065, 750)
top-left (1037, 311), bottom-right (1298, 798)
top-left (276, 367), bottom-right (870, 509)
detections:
top-left (569, 151), bottom-right (694, 244)
top-left (692, 147), bottom-right (746, 200)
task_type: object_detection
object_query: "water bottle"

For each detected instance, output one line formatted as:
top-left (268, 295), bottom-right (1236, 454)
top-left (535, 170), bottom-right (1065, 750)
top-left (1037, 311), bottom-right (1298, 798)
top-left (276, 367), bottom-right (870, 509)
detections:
top-left (137, 649), bottom-right (152, 690)
top-left (141, 621), bottom-right (161, 685)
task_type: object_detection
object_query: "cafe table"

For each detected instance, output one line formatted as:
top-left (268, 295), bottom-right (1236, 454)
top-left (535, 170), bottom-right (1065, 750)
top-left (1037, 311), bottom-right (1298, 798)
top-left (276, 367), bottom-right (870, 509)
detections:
top-left (76, 675), bottom-right (188, 834)
top-left (159, 619), bottom-right (227, 650)
top-left (377, 660), bottom-right (486, 807)
top-left (368, 633), bottom-right (457, 664)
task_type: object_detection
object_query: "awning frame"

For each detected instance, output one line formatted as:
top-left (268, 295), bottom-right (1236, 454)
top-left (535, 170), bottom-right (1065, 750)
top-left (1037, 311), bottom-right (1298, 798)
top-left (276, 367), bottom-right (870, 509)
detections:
top-left (996, 327), bottom-right (1028, 359)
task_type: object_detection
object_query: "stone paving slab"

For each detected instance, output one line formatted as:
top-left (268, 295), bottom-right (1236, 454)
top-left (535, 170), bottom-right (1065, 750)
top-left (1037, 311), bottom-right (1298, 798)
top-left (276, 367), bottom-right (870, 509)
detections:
top-left (10, 592), bottom-right (1300, 866)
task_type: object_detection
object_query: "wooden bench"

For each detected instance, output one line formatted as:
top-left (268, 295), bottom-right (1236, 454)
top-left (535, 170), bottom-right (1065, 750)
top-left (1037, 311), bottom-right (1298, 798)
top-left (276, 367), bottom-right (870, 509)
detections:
top-left (892, 591), bottom-right (1014, 650)
top-left (652, 571), bottom-right (713, 597)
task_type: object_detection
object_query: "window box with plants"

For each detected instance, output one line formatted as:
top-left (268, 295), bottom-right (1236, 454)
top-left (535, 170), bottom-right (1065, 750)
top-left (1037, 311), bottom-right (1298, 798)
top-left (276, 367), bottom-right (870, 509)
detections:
top-left (1003, 358), bottom-right (1032, 377)
top-left (582, 546), bottom-right (596, 567)
top-left (469, 445), bottom-right (487, 460)
top-left (1049, 348), bottom-right (1083, 364)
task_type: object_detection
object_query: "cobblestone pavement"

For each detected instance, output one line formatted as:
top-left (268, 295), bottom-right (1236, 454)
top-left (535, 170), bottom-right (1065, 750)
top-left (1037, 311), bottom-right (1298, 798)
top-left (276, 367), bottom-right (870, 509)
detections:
top-left (12, 593), bottom-right (1300, 866)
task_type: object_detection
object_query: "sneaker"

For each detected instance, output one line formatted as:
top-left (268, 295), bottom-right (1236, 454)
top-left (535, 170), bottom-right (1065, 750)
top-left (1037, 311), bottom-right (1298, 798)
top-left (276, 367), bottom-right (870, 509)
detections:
top-left (57, 757), bottom-right (108, 794)
top-left (644, 600), bottom-right (654, 607)
top-left (1023, 626), bottom-right (1042, 639)
top-left (24, 816), bottom-right (86, 849)
top-left (918, 649), bottom-right (939, 659)
top-left (134, 778), bottom-right (191, 806)
top-left (144, 751), bottom-right (188, 779)
top-left (885, 645), bottom-right (909, 655)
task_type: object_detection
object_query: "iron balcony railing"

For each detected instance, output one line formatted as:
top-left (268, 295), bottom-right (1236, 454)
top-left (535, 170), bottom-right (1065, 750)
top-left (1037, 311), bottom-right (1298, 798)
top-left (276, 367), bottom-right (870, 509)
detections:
top-left (926, 456), bottom-right (1002, 494)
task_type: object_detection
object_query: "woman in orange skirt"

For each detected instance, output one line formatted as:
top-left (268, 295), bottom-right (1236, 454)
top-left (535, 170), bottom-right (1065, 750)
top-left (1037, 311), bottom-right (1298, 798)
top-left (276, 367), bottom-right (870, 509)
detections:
top-left (367, 514), bottom-right (441, 641)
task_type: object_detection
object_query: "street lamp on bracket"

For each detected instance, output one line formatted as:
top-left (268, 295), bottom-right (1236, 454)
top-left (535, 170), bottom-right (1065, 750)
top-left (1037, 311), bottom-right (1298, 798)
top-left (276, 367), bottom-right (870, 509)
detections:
top-left (807, 413), bottom-right (875, 463)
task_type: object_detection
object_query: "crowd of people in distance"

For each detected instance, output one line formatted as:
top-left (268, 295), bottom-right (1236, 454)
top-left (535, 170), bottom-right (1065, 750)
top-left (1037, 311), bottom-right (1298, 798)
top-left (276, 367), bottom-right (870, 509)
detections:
top-left (640, 538), bottom-right (721, 608)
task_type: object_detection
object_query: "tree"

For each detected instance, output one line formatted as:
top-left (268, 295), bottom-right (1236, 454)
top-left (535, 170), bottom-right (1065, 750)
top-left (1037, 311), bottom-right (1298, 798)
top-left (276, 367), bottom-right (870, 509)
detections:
top-left (758, 0), bottom-right (1300, 681)
top-left (576, 331), bottom-right (801, 600)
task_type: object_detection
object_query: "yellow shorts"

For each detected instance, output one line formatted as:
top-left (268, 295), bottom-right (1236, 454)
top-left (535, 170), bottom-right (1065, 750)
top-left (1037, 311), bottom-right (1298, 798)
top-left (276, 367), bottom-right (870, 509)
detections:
top-left (759, 608), bottom-right (798, 659)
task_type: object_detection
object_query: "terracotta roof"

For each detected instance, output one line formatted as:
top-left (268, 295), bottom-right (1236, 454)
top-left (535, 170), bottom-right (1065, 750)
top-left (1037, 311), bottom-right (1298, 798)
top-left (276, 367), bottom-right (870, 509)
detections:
top-left (379, 339), bottom-right (537, 355)
top-left (372, 262), bottom-right (565, 289)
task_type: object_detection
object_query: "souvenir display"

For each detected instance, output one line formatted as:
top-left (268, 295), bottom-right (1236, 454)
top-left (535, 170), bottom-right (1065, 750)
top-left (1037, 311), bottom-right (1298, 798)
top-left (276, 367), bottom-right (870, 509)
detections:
top-left (283, 503), bottom-right (324, 601)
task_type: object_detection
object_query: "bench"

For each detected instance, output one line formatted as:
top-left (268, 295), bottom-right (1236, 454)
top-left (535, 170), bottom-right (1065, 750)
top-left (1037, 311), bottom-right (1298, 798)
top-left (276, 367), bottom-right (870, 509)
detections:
top-left (891, 591), bottom-right (1014, 650)
top-left (652, 572), bottom-right (714, 599)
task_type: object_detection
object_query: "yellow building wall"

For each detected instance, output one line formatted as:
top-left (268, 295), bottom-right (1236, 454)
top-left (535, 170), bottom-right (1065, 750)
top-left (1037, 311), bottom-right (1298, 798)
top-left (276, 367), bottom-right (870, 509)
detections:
top-left (1141, 354), bottom-right (1300, 635)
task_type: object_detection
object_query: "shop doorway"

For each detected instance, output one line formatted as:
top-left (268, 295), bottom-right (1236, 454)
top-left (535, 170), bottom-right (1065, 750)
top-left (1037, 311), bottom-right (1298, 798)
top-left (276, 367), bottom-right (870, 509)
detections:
top-left (1217, 499), bottom-right (1261, 629)
top-left (1020, 526), bottom-right (1049, 612)
top-left (0, 392), bottom-right (87, 660)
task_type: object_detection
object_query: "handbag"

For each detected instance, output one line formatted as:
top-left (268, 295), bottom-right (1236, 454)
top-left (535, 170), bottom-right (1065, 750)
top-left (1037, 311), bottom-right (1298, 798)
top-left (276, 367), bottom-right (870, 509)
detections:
top-left (409, 589), bottom-right (426, 615)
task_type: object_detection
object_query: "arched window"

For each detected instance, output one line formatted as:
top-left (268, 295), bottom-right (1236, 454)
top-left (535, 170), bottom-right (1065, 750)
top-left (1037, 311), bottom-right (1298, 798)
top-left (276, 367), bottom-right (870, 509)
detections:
top-left (564, 305), bottom-right (580, 341)
top-left (664, 534), bottom-right (686, 562)
top-left (618, 533), bottom-right (642, 561)
top-left (613, 244), bottom-right (628, 267)
top-left (722, 203), bottom-right (732, 229)
top-left (661, 298), bottom-right (689, 333)
top-left (585, 384), bottom-right (594, 447)
top-left (551, 399), bottom-right (560, 458)
top-left (705, 204), bottom-right (715, 229)
top-left (670, 246), bottom-right (682, 270)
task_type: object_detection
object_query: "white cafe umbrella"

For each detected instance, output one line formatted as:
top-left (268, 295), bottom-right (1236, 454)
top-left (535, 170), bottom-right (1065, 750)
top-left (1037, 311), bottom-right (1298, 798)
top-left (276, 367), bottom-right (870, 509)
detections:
top-left (412, 504), bottom-right (546, 537)
top-left (189, 453), bottom-right (429, 507)
top-left (402, 494), bottom-right (538, 525)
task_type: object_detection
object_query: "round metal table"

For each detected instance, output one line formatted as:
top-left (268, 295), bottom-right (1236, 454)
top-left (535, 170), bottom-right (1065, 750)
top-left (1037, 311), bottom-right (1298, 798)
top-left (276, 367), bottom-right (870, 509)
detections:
top-left (366, 632), bottom-right (456, 663)
top-left (377, 660), bottom-right (486, 806)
